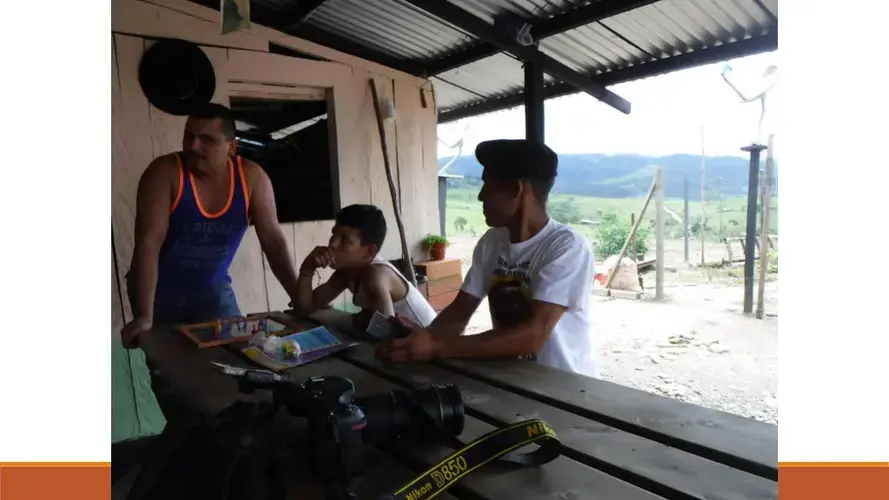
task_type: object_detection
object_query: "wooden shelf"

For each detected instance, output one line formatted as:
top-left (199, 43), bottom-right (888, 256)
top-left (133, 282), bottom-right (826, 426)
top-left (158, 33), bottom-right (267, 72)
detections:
top-left (414, 258), bottom-right (463, 312)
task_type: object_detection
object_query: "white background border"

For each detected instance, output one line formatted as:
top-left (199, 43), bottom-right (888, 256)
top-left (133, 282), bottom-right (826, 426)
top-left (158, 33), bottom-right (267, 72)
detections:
top-left (0, 0), bottom-right (887, 464)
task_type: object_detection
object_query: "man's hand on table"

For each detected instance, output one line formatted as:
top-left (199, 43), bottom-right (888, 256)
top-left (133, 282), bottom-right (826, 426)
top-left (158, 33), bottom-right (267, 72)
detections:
top-left (375, 315), bottom-right (441, 363)
top-left (121, 316), bottom-right (152, 349)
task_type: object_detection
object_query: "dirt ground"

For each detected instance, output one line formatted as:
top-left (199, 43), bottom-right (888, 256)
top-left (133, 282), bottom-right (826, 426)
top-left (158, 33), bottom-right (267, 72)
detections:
top-left (447, 235), bottom-right (778, 424)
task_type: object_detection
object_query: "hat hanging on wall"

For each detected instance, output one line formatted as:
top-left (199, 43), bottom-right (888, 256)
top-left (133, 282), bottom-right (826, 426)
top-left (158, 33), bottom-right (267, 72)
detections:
top-left (138, 39), bottom-right (216, 116)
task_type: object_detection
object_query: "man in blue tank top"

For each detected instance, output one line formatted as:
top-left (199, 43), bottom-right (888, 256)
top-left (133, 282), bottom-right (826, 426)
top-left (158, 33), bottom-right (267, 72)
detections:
top-left (121, 103), bottom-right (301, 349)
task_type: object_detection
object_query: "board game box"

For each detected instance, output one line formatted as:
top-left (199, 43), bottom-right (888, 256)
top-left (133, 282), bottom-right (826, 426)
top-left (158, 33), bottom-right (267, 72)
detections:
top-left (175, 312), bottom-right (302, 349)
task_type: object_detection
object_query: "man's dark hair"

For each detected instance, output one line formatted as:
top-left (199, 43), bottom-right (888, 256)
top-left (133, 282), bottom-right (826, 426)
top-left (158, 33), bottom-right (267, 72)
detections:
top-left (335, 204), bottom-right (387, 253)
top-left (528, 177), bottom-right (556, 206)
top-left (189, 102), bottom-right (236, 140)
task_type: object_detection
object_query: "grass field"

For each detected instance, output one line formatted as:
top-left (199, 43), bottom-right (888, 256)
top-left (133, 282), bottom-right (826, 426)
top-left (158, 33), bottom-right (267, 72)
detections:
top-left (444, 187), bottom-right (779, 243)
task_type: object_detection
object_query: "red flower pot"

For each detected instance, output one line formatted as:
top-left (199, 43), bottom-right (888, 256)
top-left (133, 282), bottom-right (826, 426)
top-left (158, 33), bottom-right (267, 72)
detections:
top-left (429, 242), bottom-right (447, 261)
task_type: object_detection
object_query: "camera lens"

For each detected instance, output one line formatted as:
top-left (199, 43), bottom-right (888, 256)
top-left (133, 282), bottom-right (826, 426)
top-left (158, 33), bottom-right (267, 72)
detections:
top-left (356, 384), bottom-right (465, 445)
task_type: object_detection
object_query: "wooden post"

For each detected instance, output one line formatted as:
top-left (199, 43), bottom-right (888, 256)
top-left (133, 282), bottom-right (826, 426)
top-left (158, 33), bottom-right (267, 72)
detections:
top-left (605, 176), bottom-right (658, 289)
top-left (438, 175), bottom-right (447, 237)
top-left (630, 213), bottom-right (637, 261)
top-left (524, 57), bottom-right (545, 144)
top-left (655, 167), bottom-right (665, 300)
top-left (741, 143), bottom-right (766, 315)
top-left (756, 134), bottom-right (775, 319)
top-left (683, 177), bottom-right (689, 263)
top-left (700, 124), bottom-right (707, 266)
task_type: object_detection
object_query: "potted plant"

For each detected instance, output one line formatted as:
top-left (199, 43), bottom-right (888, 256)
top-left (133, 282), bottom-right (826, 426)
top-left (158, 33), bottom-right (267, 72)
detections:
top-left (423, 234), bottom-right (449, 261)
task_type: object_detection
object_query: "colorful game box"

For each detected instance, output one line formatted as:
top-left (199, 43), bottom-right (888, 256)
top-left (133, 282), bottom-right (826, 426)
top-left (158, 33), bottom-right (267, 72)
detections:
top-left (175, 312), bottom-right (301, 349)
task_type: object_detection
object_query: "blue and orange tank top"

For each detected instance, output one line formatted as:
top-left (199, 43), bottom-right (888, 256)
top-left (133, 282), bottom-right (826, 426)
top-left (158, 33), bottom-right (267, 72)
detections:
top-left (156, 153), bottom-right (250, 293)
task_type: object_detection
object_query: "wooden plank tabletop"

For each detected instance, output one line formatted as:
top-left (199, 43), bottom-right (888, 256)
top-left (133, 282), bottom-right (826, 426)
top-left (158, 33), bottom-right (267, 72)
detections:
top-left (132, 309), bottom-right (778, 500)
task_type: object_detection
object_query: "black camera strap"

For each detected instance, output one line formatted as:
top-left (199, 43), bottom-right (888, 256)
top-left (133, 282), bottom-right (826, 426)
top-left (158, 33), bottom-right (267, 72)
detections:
top-left (378, 419), bottom-right (561, 500)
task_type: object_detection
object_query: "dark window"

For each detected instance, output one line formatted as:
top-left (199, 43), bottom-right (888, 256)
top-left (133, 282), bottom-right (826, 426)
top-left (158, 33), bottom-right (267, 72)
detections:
top-left (230, 96), bottom-right (339, 223)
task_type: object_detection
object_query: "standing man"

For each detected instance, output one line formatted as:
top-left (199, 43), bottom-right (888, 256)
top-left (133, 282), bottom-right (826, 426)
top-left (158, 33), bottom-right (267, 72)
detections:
top-left (377, 139), bottom-right (598, 378)
top-left (121, 102), bottom-right (301, 347)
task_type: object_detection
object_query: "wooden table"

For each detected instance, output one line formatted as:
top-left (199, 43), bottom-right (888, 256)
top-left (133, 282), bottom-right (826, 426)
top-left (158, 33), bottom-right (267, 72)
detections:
top-left (131, 309), bottom-right (778, 500)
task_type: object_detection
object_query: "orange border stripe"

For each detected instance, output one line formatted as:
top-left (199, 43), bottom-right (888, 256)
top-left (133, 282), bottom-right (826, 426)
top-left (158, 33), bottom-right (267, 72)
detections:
top-left (778, 462), bottom-right (889, 500)
top-left (0, 462), bottom-right (110, 467)
top-left (780, 462), bottom-right (889, 467)
top-left (190, 157), bottom-right (235, 219)
top-left (1, 463), bottom-right (110, 500)
top-left (237, 156), bottom-right (250, 221)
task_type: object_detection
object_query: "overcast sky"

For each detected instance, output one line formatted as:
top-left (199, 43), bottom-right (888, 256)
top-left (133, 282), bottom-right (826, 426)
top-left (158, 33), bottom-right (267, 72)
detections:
top-left (437, 50), bottom-right (779, 159)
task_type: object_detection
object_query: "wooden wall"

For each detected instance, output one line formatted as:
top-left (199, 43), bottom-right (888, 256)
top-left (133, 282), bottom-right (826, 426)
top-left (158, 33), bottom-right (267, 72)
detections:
top-left (111, 0), bottom-right (440, 329)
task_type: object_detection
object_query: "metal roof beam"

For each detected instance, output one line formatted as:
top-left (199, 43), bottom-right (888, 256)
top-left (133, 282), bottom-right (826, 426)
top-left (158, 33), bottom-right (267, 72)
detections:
top-left (426, 0), bottom-right (660, 75)
top-left (403, 0), bottom-right (631, 114)
top-left (438, 31), bottom-right (778, 124)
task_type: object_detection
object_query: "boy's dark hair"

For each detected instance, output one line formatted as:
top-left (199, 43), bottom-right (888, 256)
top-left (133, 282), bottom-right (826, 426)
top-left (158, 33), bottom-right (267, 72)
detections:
top-left (335, 204), bottom-right (387, 253)
top-left (189, 102), bottom-right (236, 140)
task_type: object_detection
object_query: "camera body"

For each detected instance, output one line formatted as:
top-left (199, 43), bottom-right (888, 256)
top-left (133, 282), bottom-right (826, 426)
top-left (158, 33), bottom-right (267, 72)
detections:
top-left (236, 370), bottom-right (464, 486)
top-left (299, 376), bottom-right (372, 483)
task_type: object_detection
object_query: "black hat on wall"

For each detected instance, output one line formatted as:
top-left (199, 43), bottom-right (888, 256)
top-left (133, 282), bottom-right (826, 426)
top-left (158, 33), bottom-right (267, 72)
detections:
top-left (138, 39), bottom-right (216, 116)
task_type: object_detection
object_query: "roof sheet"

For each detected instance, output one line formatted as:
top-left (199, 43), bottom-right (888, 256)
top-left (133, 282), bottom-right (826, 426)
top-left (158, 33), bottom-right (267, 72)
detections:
top-left (242, 0), bottom-right (778, 120)
top-left (305, 0), bottom-right (473, 61)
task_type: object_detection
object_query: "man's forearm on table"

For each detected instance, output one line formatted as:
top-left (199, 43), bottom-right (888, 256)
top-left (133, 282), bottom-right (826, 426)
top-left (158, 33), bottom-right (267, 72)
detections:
top-left (264, 238), bottom-right (301, 298)
top-left (435, 324), bottom-right (544, 359)
top-left (427, 307), bottom-right (471, 338)
top-left (133, 246), bottom-right (159, 321)
top-left (293, 269), bottom-right (318, 312)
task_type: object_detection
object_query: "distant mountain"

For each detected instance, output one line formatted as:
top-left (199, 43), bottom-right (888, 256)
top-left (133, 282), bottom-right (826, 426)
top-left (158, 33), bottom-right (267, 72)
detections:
top-left (438, 153), bottom-right (778, 200)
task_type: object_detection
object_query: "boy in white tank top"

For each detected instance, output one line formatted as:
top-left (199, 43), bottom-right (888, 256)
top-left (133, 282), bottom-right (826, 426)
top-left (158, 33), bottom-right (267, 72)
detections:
top-left (292, 204), bottom-right (437, 328)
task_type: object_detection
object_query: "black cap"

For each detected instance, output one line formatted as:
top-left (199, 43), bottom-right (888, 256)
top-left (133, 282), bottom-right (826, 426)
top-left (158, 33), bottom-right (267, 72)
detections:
top-left (475, 139), bottom-right (558, 180)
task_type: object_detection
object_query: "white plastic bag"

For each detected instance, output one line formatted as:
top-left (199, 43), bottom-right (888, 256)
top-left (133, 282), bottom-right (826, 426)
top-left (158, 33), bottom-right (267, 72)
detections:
top-left (249, 332), bottom-right (282, 356)
top-left (249, 332), bottom-right (302, 359)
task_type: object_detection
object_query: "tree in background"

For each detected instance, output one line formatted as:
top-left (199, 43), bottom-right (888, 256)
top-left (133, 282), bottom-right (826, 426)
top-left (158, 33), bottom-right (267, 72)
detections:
top-left (549, 197), bottom-right (582, 224)
top-left (454, 216), bottom-right (467, 233)
top-left (594, 213), bottom-right (650, 260)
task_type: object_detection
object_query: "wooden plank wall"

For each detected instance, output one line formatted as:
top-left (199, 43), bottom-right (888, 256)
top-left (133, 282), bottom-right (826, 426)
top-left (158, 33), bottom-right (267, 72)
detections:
top-left (395, 82), bottom-right (440, 259)
top-left (111, 12), bottom-right (439, 319)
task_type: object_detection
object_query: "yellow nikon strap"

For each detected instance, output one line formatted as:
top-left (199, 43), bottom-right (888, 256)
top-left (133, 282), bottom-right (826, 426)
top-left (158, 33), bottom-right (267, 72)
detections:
top-left (378, 419), bottom-right (561, 500)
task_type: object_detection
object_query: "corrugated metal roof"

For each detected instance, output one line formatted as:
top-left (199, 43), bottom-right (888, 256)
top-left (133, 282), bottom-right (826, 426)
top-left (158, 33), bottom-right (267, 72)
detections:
top-left (233, 0), bottom-right (778, 120)
top-left (434, 0), bottom-right (778, 116)
top-left (431, 52), bottom-right (558, 108)
top-left (443, 0), bottom-right (588, 23)
top-left (305, 0), bottom-right (473, 61)
top-left (538, 0), bottom-right (774, 76)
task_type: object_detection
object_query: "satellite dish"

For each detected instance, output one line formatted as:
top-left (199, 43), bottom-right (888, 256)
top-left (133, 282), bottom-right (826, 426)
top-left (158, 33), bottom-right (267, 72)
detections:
top-left (721, 63), bottom-right (779, 145)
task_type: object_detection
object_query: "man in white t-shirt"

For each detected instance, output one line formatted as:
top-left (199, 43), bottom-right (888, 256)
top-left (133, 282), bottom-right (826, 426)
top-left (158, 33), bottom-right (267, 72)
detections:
top-left (376, 139), bottom-right (598, 378)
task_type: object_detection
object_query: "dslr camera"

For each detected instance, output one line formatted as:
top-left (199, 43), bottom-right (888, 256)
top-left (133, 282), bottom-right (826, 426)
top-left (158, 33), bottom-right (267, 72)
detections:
top-left (225, 366), bottom-right (464, 492)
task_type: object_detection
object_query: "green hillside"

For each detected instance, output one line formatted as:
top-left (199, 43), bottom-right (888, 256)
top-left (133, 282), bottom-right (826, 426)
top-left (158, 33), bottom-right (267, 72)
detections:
top-left (445, 187), bottom-right (778, 244)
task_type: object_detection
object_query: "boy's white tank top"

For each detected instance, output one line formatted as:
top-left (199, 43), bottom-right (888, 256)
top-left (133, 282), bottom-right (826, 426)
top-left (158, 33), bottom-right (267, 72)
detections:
top-left (351, 259), bottom-right (438, 327)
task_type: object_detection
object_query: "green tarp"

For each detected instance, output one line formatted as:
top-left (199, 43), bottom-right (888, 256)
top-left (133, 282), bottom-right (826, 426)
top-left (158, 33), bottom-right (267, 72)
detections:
top-left (112, 340), bottom-right (166, 442)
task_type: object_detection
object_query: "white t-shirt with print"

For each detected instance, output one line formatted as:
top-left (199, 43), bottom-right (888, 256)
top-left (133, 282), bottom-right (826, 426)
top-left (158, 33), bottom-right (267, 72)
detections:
top-left (461, 218), bottom-right (598, 378)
